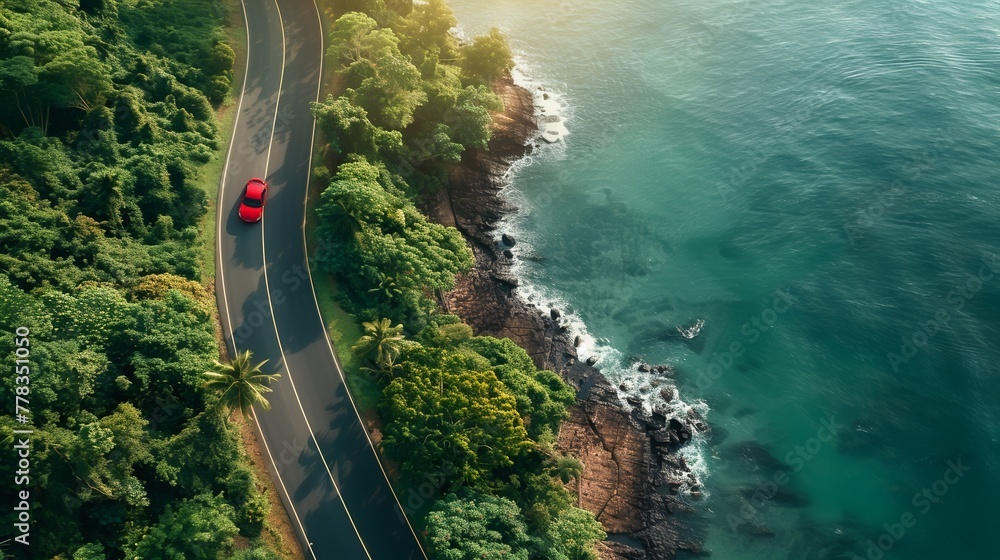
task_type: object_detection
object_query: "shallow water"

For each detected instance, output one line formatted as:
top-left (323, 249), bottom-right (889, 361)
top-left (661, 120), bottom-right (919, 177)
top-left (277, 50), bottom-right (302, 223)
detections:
top-left (449, 1), bottom-right (1000, 558)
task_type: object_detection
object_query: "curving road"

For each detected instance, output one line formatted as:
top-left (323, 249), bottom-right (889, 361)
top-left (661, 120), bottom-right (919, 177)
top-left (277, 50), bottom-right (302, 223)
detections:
top-left (213, 0), bottom-right (427, 558)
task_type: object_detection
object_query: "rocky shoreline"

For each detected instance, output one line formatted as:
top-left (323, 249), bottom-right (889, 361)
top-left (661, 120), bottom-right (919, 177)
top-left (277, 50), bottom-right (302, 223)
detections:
top-left (424, 75), bottom-right (705, 559)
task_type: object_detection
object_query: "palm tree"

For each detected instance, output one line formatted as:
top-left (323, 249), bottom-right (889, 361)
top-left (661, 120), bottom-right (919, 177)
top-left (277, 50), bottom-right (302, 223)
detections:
top-left (368, 272), bottom-right (403, 300)
top-left (202, 350), bottom-right (280, 421)
top-left (551, 454), bottom-right (585, 507)
top-left (552, 455), bottom-right (584, 484)
top-left (362, 349), bottom-right (404, 383)
top-left (325, 199), bottom-right (363, 240)
top-left (352, 318), bottom-right (406, 369)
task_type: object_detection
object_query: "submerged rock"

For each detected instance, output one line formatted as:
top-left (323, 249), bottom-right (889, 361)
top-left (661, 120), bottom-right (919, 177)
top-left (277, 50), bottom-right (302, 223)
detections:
top-left (686, 408), bottom-right (709, 433)
top-left (654, 364), bottom-right (674, 376)
top-left (724, 441), bottom-right (791, 473)
top-left (673, 319), bottom-right (705, 339)
top-left (739, 485), bottom-right (811, 507)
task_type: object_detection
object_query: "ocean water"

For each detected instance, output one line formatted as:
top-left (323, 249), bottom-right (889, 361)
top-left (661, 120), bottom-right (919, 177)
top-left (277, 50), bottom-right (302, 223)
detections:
top-left (450, 0), bottom-right (1000, 558)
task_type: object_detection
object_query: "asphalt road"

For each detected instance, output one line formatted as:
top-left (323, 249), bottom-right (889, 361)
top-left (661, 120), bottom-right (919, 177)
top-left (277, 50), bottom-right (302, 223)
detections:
top-left (214, 0), bottom-right (427, 558)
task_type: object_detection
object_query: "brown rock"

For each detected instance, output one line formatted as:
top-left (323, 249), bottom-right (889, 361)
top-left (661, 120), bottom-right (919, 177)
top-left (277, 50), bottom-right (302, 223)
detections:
top-left (557, 384), bottom-right (647, 535)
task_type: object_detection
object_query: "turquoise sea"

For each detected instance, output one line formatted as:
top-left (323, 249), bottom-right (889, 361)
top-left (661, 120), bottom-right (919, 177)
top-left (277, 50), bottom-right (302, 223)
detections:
top-left (450, 1), bottom-right (1000, 558)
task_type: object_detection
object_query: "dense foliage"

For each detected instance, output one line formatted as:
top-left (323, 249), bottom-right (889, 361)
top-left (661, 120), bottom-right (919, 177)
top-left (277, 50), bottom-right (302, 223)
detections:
top-left (0, 0), bottom-right (283, 557)
top-left (0, 279), bottom-right (278, 558)
top-left (314, 156), bottom-right (472, 325)
top-left (381, 346), bottom-right (533, 488)
top-left (0, 0), bottom-right (236, 290)
top-left (316, 0), bottom-right (510, 184)
top-left (424, 491), bottom-right (606, 560)
top-left (313, 2), bottom-right (605, 558)
top-left (424, 492), bottom-right (533, 560)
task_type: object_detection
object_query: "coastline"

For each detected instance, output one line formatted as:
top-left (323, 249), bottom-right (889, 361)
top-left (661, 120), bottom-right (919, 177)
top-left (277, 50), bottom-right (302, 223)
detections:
top-left (424, 74), bottom-right (706, 559)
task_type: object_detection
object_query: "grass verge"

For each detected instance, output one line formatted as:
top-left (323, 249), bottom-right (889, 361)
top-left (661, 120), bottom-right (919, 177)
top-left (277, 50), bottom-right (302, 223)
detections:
top-left (303, 1), bottom-right (380, 413)
top-left (313, 0), bottom-right (341, 93)
top-left (193, 104), bottom-right (234, 285)
top-left (235, 414), bottom-right (306, 560)
top-left (305, 196), bottom-right (382, 413)
top-left (192, 0), bottom-right (247, 285)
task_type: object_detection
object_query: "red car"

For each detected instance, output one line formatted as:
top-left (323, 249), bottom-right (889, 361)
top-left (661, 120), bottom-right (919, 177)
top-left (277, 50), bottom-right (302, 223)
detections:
top-left (238, 178), bottom-right (267, 222)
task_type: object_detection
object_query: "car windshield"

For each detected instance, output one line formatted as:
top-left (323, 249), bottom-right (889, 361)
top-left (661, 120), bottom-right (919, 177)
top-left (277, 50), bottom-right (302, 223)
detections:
top-left (243, 196), bottom-right (263, 208)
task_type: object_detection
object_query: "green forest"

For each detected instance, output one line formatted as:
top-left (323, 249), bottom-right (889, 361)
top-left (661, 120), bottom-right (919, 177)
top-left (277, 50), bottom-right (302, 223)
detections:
top-left (316, 1), bottom-right (606, 558)
top-left (0, 0), bottom-right (287, 557)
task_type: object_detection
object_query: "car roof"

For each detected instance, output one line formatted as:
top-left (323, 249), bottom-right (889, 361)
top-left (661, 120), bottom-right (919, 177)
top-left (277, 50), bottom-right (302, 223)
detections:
top-left (245, 178), bottom-right (266, 197)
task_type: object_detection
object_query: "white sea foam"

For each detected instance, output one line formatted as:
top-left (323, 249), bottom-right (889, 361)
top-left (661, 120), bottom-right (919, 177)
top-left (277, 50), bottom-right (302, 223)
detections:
top-left (508, 272), bottom-right (713, 496)
top-left (448, 31), bottom-right (572, 146)
top-left (493, 60), bottom-right (711, 497)
top-left (511, 61), bottom-right (571, 146)
top-left (497, 197), bottom-right (711, 496)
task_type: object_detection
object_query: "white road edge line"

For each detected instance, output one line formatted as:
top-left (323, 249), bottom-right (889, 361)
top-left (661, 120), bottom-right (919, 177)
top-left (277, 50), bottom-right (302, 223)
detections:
top-left (216, 1), bottom-right (317, 559)
top-left (300, 1), bottom-right (430, 556)
top-left (252, 409), bottom-right (318, 559)
top-left (260, 0), bottom-right (374, 558)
